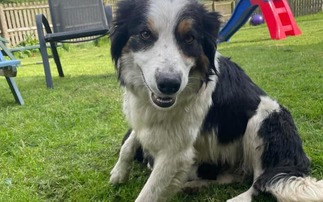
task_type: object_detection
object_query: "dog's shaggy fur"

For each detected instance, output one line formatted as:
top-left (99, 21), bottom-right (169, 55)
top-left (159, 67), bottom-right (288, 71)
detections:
top-left (109, 0), bottom-right (323, 201)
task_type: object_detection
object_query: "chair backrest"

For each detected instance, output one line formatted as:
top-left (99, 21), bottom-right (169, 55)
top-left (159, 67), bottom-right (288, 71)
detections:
top-left (48, 0), bottom-right (109, 33)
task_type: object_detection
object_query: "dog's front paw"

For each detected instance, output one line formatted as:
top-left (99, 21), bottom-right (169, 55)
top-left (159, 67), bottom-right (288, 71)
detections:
top-left (109, 163), bottom-right (130, 184)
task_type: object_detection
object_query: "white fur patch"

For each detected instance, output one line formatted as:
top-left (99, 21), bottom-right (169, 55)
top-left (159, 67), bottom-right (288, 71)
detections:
top-left (243, 96), bottom-right (280, 176)
top-left (269, 176), bottom-right (323, 202)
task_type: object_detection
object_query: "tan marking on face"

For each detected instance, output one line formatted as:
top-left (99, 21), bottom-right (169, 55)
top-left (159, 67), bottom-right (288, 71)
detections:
top-left (146, 17), bottom-right (158, 36)
top-left (177, 18), bottom-right (194, 37)
top-left (190, 54), bottom-right (210, 80)
top-left (147, 17), bottom-right (155, 30)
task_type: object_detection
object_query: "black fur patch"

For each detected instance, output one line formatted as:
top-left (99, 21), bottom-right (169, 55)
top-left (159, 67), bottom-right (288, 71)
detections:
top-left (202, 56), bottom-right (266, 144)
top-left (197, 163), bottom-right (221, 180)
top-left (254, 106), bottom-right (311, 191)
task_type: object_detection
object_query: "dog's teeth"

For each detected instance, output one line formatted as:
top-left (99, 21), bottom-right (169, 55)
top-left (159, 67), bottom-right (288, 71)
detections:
top-left (157, 97), bottom-right (173, 103)
top-left (151, 93), bottom-right (176, 108)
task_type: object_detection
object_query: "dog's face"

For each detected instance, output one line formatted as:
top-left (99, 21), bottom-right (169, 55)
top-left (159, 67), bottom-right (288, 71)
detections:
top-left (111, 0), bottom-right (220, 109)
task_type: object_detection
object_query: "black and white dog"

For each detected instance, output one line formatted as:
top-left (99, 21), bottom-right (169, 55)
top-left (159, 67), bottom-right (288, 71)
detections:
top-left (109, 0), bottom-right (323, 201)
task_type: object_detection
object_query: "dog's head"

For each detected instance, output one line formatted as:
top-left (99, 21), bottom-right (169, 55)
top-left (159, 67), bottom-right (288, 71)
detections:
top-left (110, 0), bottom-right (221, 109)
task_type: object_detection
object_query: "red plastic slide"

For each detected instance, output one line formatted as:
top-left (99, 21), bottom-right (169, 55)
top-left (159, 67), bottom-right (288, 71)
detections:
top-left (218, 0), bottom-right (301, 42)
top-left (251, 0), bottom-right (301, 40)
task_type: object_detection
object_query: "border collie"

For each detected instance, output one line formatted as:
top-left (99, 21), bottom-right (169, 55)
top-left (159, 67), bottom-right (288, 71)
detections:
top-left (109, 0), bottom-right (323, 201)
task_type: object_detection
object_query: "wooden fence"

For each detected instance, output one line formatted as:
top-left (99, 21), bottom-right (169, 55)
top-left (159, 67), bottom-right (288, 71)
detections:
top-left (205, 1), bottom-right (236, 21)
top-left (289, 0), bottom-right (323, 16)
top-left (0, 0), bottom-right (322, 47)
top-left (0, 2), bottom-right (50, 46)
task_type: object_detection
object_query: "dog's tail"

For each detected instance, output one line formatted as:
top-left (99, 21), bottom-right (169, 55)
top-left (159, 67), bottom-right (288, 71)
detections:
top-left (255, 173), bottom-right (323, 202)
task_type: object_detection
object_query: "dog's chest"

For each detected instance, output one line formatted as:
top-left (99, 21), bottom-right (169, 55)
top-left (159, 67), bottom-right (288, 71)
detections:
top-left (132, 107), bottom-right (204, 155)
top-left (123, 91), bottom-right (213, 155)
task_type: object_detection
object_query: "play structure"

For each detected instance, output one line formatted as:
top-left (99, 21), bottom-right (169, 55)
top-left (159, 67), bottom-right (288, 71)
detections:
top-left (218, 0), bottom-right (301, 42)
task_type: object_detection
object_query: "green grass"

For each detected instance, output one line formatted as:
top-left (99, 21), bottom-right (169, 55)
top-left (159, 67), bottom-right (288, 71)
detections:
top-left (1, 12), bottom-right (323, 202)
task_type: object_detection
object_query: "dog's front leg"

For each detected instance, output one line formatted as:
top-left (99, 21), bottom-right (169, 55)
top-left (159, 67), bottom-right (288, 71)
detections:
top-left (110, 130), bottom-right (140, 184)
top-left (135, 148), bottom-right (194, 202)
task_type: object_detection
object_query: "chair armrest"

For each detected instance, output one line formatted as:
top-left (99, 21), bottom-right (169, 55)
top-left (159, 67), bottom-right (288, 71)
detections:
top-left (0, 60), bottom-right (20, 68)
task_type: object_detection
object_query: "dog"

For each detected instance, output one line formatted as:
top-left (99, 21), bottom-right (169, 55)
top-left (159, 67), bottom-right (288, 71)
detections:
top-left (109, 0), bottom-right (323, 201)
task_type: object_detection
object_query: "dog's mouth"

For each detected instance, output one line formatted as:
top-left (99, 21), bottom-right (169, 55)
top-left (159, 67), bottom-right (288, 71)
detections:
top-left (139, 68), bottom-right (178, 108)
top-left (151, 93), bottom-right (176, 108)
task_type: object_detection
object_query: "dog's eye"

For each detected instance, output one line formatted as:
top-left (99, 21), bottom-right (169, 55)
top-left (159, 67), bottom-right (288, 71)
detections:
top-left (140, 30), bottom-right (152, 40)
top-left (184, 34), bottom-right (195, 44)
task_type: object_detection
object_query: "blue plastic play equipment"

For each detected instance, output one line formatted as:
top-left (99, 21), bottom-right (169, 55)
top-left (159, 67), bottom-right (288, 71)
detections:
top-left (218, 0), bottom-right (258, 43)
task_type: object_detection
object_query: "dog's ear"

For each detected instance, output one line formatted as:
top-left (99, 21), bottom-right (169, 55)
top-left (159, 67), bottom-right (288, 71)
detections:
top-left (203, 11), bottom-right (221, 41)
top-left (110, 0), bottom-right (148, 67)
top-left (202, 10), bottom-right (221, 73)
top-left (110, 0), bottom-right (135, 66)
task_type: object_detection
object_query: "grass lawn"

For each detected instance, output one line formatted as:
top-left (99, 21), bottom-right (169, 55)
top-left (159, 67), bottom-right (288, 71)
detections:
top-left (1, 12), bottom-right (322, 202)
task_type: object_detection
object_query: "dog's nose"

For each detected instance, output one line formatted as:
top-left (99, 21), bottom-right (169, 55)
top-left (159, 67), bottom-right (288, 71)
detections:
top-left (156, 74), bottom-right (181, 95)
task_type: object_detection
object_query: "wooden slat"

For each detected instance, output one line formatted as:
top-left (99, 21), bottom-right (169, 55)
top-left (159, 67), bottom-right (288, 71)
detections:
top-left (0, 5), bottom-right (9, 39)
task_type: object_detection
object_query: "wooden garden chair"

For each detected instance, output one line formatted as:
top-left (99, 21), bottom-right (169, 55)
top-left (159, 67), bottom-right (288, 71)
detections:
top-left (0, 37), bottom-right (24, 105)
top-left (36, 0), bottom-right (113, 88)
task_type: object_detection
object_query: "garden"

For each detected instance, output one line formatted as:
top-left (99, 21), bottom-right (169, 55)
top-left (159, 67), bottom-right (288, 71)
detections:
top-left (0, 11), bottom-right (322, 202)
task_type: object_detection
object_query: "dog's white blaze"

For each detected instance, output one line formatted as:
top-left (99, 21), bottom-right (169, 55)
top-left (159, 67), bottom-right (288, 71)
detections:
top-left (148, 0), bottom-right (191, 31)
top-left (132, 0), bottom-right (194, 96)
